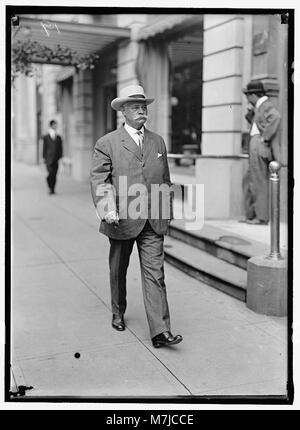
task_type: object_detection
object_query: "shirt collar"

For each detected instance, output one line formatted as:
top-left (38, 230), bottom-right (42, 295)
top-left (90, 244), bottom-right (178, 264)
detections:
top-left (48, 128), bottom-right (56, 137)
top-left (255, 95), bottom-right (268, 109)
top-left (124, 123), bottom-right (144, 137)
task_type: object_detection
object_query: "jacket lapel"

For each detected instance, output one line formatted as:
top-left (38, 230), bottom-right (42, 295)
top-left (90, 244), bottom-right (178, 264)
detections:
top-left (48, 133), bottom-right (58, 142)
top-left (120, 126), bottom-right (142, 161)
top-left (142, 128), bottom-right (155, 162)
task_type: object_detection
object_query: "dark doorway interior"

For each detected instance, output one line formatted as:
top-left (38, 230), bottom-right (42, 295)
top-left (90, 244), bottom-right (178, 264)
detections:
top-left (169, 25), bottom-right (203, 162)
top-left (93, 53), bottom-right (117, 141)
top-left (103, 84), bottom-right (117, 134)
top-left (60, 76), bottom-right (74, 158)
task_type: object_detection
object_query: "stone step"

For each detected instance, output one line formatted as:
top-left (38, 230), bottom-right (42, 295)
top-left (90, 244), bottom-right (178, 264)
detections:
top-left (164, 235), bottom-right (247, 302)
top-left (168, 219), bottom-right (270, 270)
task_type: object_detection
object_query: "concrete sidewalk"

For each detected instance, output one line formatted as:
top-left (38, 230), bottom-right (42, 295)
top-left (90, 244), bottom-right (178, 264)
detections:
top-left (10, 162), bottom-right (288, 398)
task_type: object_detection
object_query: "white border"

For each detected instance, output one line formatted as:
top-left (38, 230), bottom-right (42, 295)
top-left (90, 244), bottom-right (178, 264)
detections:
top-left (1, 0), bottom-right (299, 412)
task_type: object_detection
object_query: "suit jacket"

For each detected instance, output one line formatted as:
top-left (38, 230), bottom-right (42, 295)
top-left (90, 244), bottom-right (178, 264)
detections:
top-left (246, 98), bottom-right (281, 161)
top-left (90, 125), bottom-right (173, 239)
top-left (43, 134), bottom-right (63, 165)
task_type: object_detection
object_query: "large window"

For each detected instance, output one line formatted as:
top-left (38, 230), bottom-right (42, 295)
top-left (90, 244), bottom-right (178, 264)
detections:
top-left (169, 27), bottom-right (203, 159)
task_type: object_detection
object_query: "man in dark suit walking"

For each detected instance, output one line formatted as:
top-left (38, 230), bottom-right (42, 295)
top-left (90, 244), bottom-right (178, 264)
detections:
top-left (90, 85), bottom-right (182, 348)
top-left (43, 120), bottom-right (63, 194)
top-left (242, 80), bottom-right (281, 224)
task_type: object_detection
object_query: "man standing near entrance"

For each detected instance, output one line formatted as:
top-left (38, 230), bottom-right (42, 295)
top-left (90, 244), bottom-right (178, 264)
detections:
top-left (43, 120), bottom-right (63, 195)
top-left (90, 85), bottom-right (182, 349)
top-left (242, 80), bottom-right (281, 224)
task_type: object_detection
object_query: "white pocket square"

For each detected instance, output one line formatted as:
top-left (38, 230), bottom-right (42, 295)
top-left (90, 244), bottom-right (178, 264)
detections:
top-left (157, 153), bottom-right (163, 158)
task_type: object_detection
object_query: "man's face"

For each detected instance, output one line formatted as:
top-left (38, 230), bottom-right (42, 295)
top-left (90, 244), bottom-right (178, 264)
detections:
top-left (246, 93), bottom-right (257, 106)
top-left (121, 101), bottom-right (148, 129)
top-left (50, 122), bottom-right (57, 130)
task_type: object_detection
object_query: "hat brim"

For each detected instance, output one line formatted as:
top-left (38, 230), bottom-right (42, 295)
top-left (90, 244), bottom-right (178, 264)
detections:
top-left (242, 88), bottom-right (255, 94)
top-left (242, 87), bottom-right (265, 94)
top-left (111, 97), bottom-right (154, 111)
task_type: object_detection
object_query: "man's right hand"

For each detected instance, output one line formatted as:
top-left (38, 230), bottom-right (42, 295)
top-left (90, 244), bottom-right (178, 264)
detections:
top-left (104, 210), bottom-right (119, 225)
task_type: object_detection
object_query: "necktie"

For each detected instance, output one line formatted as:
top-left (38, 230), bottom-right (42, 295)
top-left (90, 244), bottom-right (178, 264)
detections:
top-left (136, 130), bottom-right (144, 156)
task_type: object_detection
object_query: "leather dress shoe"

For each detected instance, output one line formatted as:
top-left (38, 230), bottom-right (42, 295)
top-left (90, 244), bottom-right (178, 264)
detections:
top-left (152, 331), bottom-right (183, 348)
top-left (246, 218), bottom-right (268, 225)
top-left (238, 218), bottom-right (252, 223)
top-left (112, 315), bottom-right (125, 331)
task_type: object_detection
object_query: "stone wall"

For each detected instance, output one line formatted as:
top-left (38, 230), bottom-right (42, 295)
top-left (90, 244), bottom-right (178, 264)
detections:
top-left (72, 69), bottom-right (94, 181)
top-left (12, 74), bottom-right (37, 164)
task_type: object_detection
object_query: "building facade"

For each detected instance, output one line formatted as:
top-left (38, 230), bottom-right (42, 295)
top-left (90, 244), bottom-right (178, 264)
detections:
top-left (11, 12), bottom-right (289, 220)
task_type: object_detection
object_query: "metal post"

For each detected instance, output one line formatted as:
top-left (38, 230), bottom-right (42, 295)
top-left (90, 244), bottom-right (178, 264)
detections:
top-left (269, 161), bottom-right (282, 259)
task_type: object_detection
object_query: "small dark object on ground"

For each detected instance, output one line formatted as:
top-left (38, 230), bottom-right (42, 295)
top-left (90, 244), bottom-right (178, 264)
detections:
top-left (9, 385), bottom-right (34, 397)
top-left (74, 352), bottom-right (80, 358)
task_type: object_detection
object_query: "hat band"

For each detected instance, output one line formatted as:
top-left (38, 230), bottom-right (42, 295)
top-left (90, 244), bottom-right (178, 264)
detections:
top-left (128, 94), bottom-right (146, 99)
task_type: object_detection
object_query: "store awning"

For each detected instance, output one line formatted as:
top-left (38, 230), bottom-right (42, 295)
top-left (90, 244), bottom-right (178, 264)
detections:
top-left (13, 16), bottom-right (131, 65)
top-left (136, 14), bottom-right (203, 41)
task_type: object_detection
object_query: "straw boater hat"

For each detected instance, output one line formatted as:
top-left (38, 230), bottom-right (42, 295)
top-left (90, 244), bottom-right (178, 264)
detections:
top-left (242, 79), bottom-right (265, 94)
top-left (111, 85), bottom-right (154, 111)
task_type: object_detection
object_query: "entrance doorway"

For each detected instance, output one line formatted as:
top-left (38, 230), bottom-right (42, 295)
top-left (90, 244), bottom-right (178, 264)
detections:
top-left (169, 25), bottom-right (203, 163)
top-left (93, 53), bottom-right (117, 140)
top-left (103, 84), bottom-right (117, 134)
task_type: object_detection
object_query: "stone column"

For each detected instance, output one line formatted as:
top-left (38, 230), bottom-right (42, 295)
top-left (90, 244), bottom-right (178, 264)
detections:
top-left (41, 65), bottom-right (60, 134)
top-left (72, 69), bottom-right (94, 181)
top-left (12, 74), bottom-right (37, 164)
top-left (196, 15), bottom-right (247, 218)
top-left (40, 65), bottom-right (63, 166)
top-left (201, 14), bottom-right (244, 155)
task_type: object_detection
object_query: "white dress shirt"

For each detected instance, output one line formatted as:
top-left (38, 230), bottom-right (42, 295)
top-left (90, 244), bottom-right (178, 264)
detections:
top-left (124, 123), bottom-right (144, 146)
top-left (250, 96), bottom-right (268, 136)
top-left (48, 128), bottom-right (56, 139)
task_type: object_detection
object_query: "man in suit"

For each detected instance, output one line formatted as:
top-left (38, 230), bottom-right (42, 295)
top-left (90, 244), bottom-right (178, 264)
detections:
top-left (241, 80), bottom-right (281, 224)
top-left (90, 85), bottom-right (182, 348)
top-left (43, 120), bottom-right (63, 194)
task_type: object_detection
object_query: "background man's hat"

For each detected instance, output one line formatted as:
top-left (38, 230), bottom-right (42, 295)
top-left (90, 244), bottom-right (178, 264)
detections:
top-left (111, 85), bottom-right (154, 111)
top-left (242, 79), bottom-right (265, 94)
